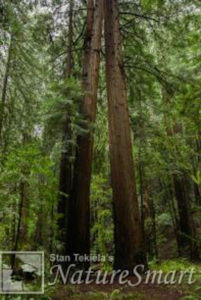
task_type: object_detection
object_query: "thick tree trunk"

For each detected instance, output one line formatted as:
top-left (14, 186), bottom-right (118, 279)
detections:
top-left (104, 0), bottom-right (146, 272)
top-left (57, 0), bottom-right (74, 249)
top-left (68, 0), bottom-right (103, 269)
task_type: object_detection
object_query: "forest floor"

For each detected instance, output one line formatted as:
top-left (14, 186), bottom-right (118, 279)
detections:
top-left (52, 282), bottom-right (187, 300)
top-left (51, 275), bottom-right (201, 300)
top-left (51, 261), bottom-right (201, 300)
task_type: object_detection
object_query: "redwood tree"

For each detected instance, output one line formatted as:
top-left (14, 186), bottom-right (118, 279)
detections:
top-left (68, 0), bottom-right (104, 268)
top-left (104, 0), bottom-right (147, 272)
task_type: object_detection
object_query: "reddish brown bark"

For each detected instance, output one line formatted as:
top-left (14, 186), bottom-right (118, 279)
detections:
top-left (104, 0), bottom-right (146, 272)
top-left (68, 0), bottom-right (104, 268)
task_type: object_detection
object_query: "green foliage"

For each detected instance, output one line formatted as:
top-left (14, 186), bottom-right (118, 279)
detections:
top-left (91, 174), bottom-right (113, 261)
top-left (191, 170), bottom-right (201, 187)
top-left (0, 142), bottom-right (58, 250)
top-left (150, 258), bottom-right (192, 273)
top-left (0, 0), bottom-right (201, 297)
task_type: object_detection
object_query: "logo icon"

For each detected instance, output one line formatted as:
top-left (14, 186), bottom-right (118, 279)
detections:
top-left (0, 251), bottom-right (44, 294)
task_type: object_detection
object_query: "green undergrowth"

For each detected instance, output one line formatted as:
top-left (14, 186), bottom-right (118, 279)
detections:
top-left (1, 260), bottom-right (201, 300)
top-left (149, 259), bottom-right (201, 299)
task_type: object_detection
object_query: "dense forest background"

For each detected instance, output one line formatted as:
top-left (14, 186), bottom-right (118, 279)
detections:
top-left (0, 0), bottom-right (201, 299)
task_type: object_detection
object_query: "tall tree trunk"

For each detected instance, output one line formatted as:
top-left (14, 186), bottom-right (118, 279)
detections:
top-left (104, 0), bottom-right (147, 272)
top-left (57, 0), bottom-right (74, 250)
top-left (0, 37), bottom-right (12, 147)
top-left (68, 0), bottom-right (103, 269)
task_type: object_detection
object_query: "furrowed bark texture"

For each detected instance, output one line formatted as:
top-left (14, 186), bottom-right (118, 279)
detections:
top-left (104, 0), bottom-right (146, 271)
top-left (68, 0), bottom-right (104, 268)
